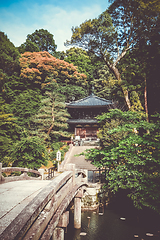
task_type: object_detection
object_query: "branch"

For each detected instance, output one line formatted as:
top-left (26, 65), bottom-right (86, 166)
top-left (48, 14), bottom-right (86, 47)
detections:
top-left (122, 19), bottom-right (129, 47)
top-left (113, 46), bottom-right (131, 67)
top-left (116, 37), bottom-right (120, 57)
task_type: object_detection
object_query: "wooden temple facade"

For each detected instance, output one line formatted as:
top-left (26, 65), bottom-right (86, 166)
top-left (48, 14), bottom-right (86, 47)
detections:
top-left (66, 93), bottom-right (113, 139)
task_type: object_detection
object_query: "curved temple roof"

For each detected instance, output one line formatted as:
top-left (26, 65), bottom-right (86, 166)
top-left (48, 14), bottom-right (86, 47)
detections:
top-left (66, 93), bottom-right (113, 108)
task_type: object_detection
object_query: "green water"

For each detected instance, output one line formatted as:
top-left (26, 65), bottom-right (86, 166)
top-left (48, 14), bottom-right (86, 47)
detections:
top-left (65, 199), bottom-right (160, 240)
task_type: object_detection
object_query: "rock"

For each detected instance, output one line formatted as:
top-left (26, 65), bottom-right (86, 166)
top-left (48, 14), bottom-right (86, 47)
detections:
top-left (80, 232), bottom-right (87, 236)
top-left (146, 233), bottom-right (154, 236)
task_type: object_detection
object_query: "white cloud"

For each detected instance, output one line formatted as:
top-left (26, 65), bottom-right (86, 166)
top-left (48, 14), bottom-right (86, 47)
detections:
top-left (0, 3), bottom-right (103, 51)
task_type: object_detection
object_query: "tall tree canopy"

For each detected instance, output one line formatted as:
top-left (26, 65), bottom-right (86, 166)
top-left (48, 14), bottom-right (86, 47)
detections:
top-left (65, 0), bottom-right (160, 112)
top-left (18, 29), bottom-right (57, 54)
top-left (61, 47), bottom-right (107, 94)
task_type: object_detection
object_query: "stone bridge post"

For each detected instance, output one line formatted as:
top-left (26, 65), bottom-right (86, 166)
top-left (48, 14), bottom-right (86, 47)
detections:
top-left (52, 211), bottom-right (69, 240)
top-left (64, 163), bottom-right (75, 185)
top-left (74, 188), bottom-right (83, 229)
top-left (0, 163), bottom-right (2, 182)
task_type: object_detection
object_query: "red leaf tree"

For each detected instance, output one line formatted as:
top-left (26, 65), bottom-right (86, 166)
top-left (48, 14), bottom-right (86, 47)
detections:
top-left (20, 51), bottom-right (87, 88)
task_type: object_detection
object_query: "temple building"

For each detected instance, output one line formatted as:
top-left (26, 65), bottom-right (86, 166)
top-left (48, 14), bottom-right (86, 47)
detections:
top-left (66, 93), bottom-right (113, 140)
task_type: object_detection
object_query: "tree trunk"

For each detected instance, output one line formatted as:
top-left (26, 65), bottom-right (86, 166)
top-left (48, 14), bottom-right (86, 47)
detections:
top-left (144, 77), bottom-right (149, 122)
top-left (106, 62), bottom-right (131, 110)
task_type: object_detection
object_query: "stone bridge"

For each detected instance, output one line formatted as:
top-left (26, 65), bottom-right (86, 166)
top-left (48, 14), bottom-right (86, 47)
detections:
top-left (0, 163), bottom-right (87, 240)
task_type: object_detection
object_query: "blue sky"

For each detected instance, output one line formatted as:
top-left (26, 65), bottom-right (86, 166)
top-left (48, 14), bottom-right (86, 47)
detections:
top-left (0, 0), bottom-right (110, 51)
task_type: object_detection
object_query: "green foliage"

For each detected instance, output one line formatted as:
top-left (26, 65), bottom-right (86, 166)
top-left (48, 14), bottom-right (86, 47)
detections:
top-left (93, 65), bottom-right (118, 100)
top-left (18, 29), bottom-right (57, 54)
top-left (50, 141), bottom-right (69, 161)
top-left (85, 110), bottom-right (160, 213)
top-left (31, 84), bottom-right (70, 143)
top-left (61, 47), bottom-right (107, 95)
top-left (0, 31), bottom-right (20, 76)
top-left (65, 11), bottom-right (116, 59)
top-left (61, 47), bottom-right (94, 89)
top-left (10, 89), bottom-right (42, 129)
top-left (108, 0), bottom-right (160, 112)
top-left (11, 136), bottom-right (48, 169)
top-left (18, 39), bottom-right (40, 54)
top-left (0, 100), bottom-right (21, 165)
top-left (53, 83), bottom-right (87, 102)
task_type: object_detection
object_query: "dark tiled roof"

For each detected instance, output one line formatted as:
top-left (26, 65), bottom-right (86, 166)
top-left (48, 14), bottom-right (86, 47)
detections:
top-left (66, 93), bottom-right (112, 108)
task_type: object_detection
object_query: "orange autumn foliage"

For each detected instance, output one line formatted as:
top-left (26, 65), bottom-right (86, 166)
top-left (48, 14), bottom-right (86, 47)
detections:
top-left (20, 51), bottom-right (87, 87)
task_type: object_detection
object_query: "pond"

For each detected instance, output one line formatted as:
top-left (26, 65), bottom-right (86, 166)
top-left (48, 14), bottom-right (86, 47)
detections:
top-left (65, 197), bottom-right (160, 240)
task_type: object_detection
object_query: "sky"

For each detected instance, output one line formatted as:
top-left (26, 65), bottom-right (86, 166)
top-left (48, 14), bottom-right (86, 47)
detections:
top-left (0, 0), bottom-right (110, 51)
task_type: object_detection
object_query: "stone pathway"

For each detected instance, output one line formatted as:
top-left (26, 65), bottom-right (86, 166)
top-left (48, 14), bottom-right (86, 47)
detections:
top-left (66, 146), bottom-right (98, 170)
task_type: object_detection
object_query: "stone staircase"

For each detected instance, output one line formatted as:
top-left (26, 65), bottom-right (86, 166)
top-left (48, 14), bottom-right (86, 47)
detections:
top-left (66, 146), bottom-right (98, 170)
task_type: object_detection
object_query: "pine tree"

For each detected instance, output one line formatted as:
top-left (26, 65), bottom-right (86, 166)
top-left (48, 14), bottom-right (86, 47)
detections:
top-left (31, 89), bottom-right (70, 143)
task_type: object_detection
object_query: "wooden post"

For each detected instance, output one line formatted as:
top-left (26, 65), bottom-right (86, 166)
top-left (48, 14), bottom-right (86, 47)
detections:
top-left (52, 227), bottom-right (64, 240)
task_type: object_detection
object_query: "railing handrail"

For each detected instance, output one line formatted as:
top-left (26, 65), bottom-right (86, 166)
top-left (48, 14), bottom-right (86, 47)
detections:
top-left (0, 163), bottom-right (42, 183)
top-left (2, 167), bottom-right (41, 176)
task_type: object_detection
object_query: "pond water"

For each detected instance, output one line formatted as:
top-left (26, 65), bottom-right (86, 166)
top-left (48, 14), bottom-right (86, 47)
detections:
top-left (65, 198), bottom-right (160, 240)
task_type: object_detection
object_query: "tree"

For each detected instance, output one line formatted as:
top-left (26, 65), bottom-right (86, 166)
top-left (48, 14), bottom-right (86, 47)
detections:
top-left (20, 51), bottom-right (87, 90)
top-left (10, 89), bottom-right (42, 129)
top-left (0, 100), bottom-right (21, 166)
top-left (11, 136), bottom-right (48, 169)
top-left (65, 1), bottom-right (160, 111)
top-left (0, 31), bottom-right (20, 76)
top-left (0, 32), bottom-right (20, 101)
top-left (51, 83), bottom-right (87, 102)
top-left (93, 65), bottom-right (118, 100)
top-left (18, 29), bottom-right (57, 54)
top-left (108, 0), bottom-right (160, 113)
top-left (61, 47), bottom-right (107, 94)
top-left (18, 39), bottom-right (40, 54)
top-left (31, 85), bottom-right (70, 144)
top-left (65, 10), bottom-right (133, 108)
top-left (84, 110), bottom-right (160, 213)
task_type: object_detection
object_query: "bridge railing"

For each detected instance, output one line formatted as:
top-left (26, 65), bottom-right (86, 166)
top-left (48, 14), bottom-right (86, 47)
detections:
top-left (0, 166), bottom-right (87, 240)
top-left (88, 168), bottom-right (107, 183)
top-left (0, 163), bottom-right (42, 184)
